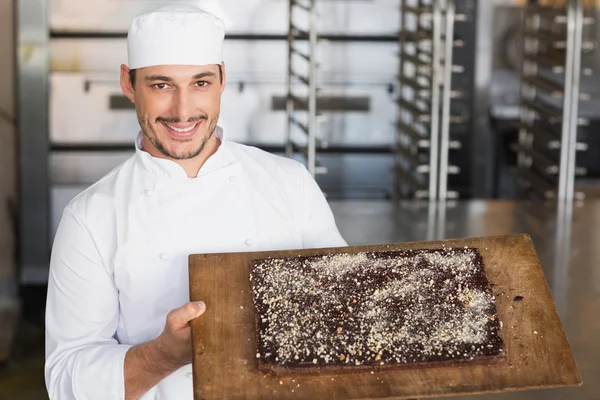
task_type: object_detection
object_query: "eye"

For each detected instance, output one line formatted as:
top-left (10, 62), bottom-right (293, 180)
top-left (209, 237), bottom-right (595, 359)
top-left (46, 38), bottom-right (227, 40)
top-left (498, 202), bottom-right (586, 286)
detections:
top-left (195, 81), bottom-right (209, 87)
top-left (152, 83), bottom-right (168, 90)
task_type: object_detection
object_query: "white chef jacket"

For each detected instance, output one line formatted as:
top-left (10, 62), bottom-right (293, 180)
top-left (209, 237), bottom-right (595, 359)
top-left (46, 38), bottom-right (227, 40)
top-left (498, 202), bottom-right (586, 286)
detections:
top-left (45, 127), bottom-right (347, 400)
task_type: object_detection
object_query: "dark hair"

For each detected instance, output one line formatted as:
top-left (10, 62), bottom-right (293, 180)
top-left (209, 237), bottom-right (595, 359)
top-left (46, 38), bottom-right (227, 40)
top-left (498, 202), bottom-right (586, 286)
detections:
top-left (128, 64), bottom-right (223, 88)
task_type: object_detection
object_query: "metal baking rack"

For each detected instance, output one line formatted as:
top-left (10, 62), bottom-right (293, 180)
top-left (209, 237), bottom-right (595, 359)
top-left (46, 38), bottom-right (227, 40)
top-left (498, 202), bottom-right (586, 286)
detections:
top-left (395, 0), bottom-right (466, 200)
top-left (285, 0), bottom-right (327, 177)
top-left (516, 0), bottom-right (594, 202)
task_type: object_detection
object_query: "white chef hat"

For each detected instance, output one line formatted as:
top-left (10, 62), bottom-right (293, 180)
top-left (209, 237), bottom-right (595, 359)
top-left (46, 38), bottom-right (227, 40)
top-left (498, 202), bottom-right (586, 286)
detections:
top-left (127, 4), bottom-right (225, 69)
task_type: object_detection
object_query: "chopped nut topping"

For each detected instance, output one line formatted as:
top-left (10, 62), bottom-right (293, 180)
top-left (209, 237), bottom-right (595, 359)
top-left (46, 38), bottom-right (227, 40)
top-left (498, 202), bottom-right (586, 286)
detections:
top-left (250, 248), bottom-right (504, 370)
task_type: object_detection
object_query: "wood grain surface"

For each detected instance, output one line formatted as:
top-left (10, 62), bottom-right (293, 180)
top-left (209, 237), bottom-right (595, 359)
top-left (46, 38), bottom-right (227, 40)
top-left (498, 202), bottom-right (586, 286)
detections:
top-left (189, 234), bottom-right (581, 400)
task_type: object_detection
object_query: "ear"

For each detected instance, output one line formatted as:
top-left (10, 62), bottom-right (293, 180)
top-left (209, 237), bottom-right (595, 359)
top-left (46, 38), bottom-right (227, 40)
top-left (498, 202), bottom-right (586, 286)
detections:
top-left (220, 61), bottom-right (227, 94)
top-left (120, 64), bottom-right (135, 103)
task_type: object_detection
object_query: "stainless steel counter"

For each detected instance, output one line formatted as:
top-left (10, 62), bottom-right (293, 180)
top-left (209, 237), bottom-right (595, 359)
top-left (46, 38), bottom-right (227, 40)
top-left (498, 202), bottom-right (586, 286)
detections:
top-left (330, 200), bottom-right (600, 400)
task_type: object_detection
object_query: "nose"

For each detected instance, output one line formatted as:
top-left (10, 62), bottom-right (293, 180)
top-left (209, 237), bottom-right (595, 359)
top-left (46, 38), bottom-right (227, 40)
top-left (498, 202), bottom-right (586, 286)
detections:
top-left (173, 87), bottom-right (194, 122)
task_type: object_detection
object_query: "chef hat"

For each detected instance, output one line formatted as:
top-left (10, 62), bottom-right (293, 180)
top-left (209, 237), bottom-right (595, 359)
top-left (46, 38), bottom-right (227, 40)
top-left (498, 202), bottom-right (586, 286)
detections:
top-left (127, 4), bottom-right (225, 69)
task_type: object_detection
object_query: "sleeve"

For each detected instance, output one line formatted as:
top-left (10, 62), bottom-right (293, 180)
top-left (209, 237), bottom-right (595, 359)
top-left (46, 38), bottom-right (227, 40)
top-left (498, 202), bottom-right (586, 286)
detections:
top-left (300, 166), bottom-right (348, 248)
top-left (45, 206), bottom-right (132, 400)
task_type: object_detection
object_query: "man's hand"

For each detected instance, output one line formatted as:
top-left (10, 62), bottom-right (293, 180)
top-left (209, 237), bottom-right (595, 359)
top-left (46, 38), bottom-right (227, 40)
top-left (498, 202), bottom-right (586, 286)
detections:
top-left (124, 301), bottom-right (206, 400)
top-left (157, 301), bottom-right (207, 367)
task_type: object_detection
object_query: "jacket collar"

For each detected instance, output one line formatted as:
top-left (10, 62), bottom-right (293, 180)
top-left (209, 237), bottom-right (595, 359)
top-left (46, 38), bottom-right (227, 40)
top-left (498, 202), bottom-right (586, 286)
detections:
top-left (134, 126), bottom-right (238, 180)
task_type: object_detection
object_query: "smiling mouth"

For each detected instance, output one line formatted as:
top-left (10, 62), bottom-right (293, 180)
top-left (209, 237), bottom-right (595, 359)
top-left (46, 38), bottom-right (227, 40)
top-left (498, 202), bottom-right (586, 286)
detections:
top-left (160, 121), bottom-right (203, 138)
top-left (164, 123), bottom-right (198, 132)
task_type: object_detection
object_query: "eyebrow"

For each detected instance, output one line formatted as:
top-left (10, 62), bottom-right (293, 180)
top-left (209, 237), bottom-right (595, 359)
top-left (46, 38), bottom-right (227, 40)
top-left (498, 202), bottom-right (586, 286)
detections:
top-left (144, 75), bottom-right (173, 82)
top-left (192, 72), bottom-right (217, 80)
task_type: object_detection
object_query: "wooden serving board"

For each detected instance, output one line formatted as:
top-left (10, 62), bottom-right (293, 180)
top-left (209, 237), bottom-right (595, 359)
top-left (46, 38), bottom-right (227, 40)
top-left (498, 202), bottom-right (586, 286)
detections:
top-left (188, 234), bottom-right (581, 400)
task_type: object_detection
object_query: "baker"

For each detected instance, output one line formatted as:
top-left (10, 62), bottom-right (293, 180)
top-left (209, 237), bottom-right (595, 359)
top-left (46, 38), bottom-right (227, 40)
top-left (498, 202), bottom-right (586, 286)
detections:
top-left (44, 5), bottom-right (346, 399)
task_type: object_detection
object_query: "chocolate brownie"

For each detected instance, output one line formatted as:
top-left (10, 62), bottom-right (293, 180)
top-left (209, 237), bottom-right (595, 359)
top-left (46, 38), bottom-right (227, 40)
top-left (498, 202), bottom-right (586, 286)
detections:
top-left (249, 248), bottom-right (505, 375)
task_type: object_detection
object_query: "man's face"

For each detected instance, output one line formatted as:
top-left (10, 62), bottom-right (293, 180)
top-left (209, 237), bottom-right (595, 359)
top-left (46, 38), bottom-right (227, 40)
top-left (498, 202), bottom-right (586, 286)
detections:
top-left (120, 63), bottom-right (225, 160)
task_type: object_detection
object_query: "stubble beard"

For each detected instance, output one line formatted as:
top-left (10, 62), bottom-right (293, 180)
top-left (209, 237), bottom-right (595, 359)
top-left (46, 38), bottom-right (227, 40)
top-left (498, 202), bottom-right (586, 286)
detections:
top-left (139, 114), bottom-right (218, 160)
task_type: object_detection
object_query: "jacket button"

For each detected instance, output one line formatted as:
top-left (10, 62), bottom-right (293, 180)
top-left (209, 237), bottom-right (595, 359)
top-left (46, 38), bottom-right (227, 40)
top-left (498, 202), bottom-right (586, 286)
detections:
top-left (144, 189), bottom-right (153, 197)
top-left (158, 253), bottom-right (168, 260)
top-left (244, 239), bottom-right (253, 246)
top-left (229, 176), bottom-right (236, 183)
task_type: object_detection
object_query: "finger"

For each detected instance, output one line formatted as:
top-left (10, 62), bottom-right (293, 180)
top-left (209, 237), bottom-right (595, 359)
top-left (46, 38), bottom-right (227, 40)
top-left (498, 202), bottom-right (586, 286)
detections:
top-left (194, 301), bottom-right (206, 317)
top-left (167, 301), bottom-right (207, 329)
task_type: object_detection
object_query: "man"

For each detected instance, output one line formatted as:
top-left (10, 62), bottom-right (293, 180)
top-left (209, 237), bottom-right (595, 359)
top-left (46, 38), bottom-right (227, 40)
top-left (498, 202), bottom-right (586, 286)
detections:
top-left (44, 5), bottom-right (346, 399)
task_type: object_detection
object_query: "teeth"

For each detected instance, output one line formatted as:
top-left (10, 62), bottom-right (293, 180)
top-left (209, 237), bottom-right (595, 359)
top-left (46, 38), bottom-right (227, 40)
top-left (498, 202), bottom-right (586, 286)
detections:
top-left (166, 123), bottom-right (196, 133)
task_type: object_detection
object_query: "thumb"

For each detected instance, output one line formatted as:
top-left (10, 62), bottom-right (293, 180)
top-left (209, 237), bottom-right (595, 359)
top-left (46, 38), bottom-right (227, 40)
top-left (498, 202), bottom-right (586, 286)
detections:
top-left (194, 301), bottom-right (207, 317)
top-left (173, 301), bottom-right (206, 326)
